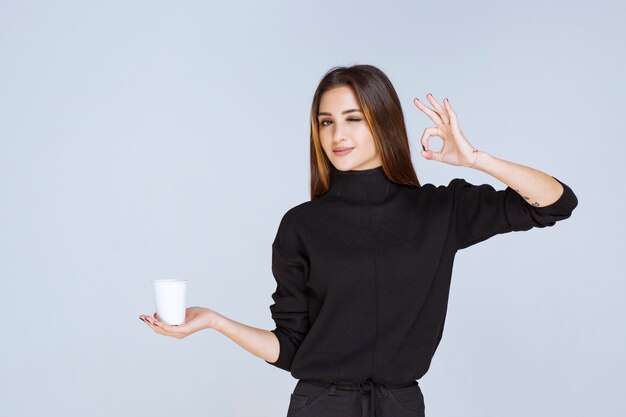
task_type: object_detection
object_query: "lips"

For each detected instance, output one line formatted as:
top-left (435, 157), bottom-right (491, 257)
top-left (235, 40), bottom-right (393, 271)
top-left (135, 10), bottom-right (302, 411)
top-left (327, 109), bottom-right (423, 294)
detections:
top-left (333, 147), bottom-right (354, 156)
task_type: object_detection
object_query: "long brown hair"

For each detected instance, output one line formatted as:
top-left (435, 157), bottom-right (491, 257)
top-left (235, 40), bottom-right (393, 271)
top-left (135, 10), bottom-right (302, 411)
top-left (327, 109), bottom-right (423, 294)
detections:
top-left (309, 64), bottom-right (422, 200)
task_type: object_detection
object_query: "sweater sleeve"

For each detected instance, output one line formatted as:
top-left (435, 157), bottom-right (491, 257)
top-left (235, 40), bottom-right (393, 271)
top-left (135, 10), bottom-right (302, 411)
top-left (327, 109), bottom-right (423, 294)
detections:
top-left (452, 176), bottom-right (578, 250)
top-left (265, 210), bottom-right (310, 372)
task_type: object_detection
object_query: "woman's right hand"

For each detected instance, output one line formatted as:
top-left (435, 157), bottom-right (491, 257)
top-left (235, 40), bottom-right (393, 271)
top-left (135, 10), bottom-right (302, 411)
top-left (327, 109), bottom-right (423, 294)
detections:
top-left (139, 306), bottom-right (220, 339)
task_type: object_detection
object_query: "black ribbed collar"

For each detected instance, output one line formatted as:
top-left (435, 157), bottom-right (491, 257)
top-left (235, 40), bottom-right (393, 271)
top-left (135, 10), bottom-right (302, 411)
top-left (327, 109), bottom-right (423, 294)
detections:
top-left (327, 164), bottom-right (396, 204)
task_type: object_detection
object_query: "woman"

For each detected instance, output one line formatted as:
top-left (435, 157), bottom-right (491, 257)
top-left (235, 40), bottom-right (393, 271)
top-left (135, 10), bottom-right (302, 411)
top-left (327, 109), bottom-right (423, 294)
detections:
top-left (139, 64), bottom-right (578, 417)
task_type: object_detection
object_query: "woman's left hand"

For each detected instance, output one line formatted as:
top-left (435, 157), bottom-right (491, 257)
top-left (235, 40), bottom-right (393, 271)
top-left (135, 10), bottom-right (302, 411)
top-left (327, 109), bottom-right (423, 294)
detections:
top-left (413, 93), bottom-right (479, 168)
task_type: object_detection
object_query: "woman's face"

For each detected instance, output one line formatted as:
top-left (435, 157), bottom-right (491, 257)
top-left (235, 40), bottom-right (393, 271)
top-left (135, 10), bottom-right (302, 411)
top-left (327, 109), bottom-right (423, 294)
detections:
top-left (317, 86), bottom-right (382, 171)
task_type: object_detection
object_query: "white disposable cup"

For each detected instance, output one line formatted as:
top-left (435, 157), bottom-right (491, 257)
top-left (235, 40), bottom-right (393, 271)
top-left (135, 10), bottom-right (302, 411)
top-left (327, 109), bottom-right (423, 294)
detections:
top-left (150, 279), bottom-right (188, 325)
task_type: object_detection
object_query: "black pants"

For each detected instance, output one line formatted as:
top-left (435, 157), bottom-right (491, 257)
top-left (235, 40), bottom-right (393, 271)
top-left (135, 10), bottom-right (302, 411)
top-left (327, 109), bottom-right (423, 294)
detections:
top-left (285, 378), bottom-right (425, 417)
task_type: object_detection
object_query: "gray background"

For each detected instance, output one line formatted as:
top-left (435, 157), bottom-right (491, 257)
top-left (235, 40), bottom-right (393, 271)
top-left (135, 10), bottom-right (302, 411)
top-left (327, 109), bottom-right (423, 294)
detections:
top-left (1, 1), bottom-right (624, 416)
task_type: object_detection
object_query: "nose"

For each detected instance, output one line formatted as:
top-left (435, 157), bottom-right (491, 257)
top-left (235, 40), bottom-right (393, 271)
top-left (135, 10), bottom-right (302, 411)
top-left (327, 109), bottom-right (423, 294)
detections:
top-left (331, 123), bottom-right (347, 143)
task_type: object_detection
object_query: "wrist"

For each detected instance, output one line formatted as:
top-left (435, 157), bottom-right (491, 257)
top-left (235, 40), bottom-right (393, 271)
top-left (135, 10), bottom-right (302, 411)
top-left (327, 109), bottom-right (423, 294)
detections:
top-left (466, 150), bottom-right (491, 170)
top-left (208, 311), bottom-right (226, 331)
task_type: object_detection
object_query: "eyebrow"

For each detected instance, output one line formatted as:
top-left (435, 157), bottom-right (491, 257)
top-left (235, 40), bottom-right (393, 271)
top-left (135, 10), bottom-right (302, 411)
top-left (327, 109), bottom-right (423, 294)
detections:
top-left (317, 109), bottom-right (362, 117)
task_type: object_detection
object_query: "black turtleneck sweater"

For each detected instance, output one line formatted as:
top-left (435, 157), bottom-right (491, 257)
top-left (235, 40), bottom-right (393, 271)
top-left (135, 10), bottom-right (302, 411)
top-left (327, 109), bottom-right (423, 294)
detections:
top-left (265, 165), bottom-right (578, 384)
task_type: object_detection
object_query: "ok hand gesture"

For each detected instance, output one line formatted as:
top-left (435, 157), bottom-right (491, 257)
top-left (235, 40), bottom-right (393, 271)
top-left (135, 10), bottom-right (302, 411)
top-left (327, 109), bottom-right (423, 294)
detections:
top-left (413, 93), bottom-right (480, 168)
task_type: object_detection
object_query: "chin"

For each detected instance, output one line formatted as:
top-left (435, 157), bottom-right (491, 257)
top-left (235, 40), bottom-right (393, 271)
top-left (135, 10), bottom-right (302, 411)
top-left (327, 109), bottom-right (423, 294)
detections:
top-left (328, 152), bottom-right (374, 171)
top-left (331, 160), bottom-right (357, 171)
top-left (345, 160), bottom-right (373, 171)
